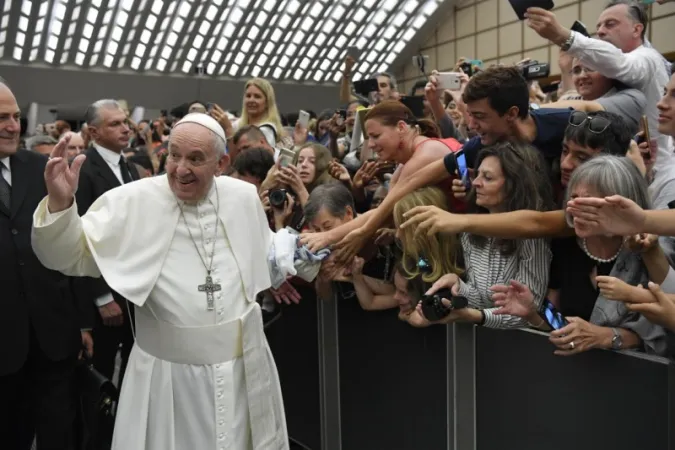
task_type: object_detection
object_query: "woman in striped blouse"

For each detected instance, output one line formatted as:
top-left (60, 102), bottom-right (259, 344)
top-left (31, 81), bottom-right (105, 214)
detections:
top-left (410, 142), bottom-right (555, 329)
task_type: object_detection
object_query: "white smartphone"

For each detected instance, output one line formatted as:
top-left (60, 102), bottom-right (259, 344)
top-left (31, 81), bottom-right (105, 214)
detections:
top-left (298, 110), bottom-right (310, 129)
top-left (436, 72), bottom-right (462, 91)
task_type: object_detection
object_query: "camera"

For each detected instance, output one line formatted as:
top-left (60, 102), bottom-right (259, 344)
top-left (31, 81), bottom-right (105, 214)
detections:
top-left (269, 188), bottom-right (290, 209)
top-left (520, 60), bottom-right (550, 80)
top-left (420, 288), bottom-right (469, 322)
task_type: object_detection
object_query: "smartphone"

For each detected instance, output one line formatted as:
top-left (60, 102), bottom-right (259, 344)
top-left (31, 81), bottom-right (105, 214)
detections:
top-left (538, 299), bottom-right (568, 330)
top-left (278, 148), bottom-right (296, 168)
top-left (399, 96), bottom-right (425, 119)
top-left (453, 150), bottom-right (471, 190)
top-left (639, 115), bottom-right (651, 161)
top-left (508, 0), bottom-right (555, 21)
top-left (353, 78), bottom-right (380, 97)
top-left (436, 72), bottom-right (462, 91)
top-left (206, 102), bottom-right (214, 113)
top-left (571, 20), bottom-right (590, 38)
top-left (298, 110), bottom-right (310, 129)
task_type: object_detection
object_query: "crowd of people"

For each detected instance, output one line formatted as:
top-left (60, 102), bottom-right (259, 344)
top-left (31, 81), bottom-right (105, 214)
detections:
top-left (2, 0), bottom-right (675, 449)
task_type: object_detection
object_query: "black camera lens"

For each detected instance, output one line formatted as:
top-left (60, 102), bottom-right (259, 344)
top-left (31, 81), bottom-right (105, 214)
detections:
top-left (269, 189), bottom-right (288, 208)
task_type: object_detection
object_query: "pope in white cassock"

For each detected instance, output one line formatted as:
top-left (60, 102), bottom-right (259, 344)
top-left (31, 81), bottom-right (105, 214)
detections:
top-left (31, 114), bottom-right (305, 450)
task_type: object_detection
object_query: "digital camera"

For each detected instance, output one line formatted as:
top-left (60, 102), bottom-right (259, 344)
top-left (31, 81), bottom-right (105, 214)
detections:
top-left (420, 288), bottom-right (469, 322)
top-left (269, 188), bottom-right (290, 209)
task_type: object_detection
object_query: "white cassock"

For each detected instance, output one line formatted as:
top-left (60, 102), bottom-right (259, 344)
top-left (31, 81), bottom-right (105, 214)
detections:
top-left (32, 175), bottom-right (297, 450)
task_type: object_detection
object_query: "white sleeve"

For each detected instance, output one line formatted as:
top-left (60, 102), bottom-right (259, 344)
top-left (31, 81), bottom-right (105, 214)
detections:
top-left (258, 124), bottom-right (277, 148)
top-left (32, 197), bottom-right (102, 278)
top-left (567, 33), bottom-right (661, 88)
top-left (94, 293), bottom-right (114, 307)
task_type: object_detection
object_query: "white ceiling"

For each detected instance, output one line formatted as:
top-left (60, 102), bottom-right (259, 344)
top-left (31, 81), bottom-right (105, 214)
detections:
top-left (0, 0), bottom-right (443, 83)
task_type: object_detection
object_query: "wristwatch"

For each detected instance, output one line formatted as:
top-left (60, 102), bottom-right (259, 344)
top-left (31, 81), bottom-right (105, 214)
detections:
top-left (560, 31), bottom-right (576, 52)
top-left (611, 328), bottom-right (623, 350)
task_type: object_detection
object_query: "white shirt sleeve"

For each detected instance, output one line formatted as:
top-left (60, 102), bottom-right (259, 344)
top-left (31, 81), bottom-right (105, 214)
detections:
top-left (94, 293), bottom-right (114, 307)
top-left (567, 33), bottom-right (661, 88)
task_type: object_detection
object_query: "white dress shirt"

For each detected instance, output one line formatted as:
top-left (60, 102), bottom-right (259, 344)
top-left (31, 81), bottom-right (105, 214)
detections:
top-left (92, 143), bottom-right (128, 307)
top-left (0, 156), bottom-right (11, 186)
top-left (567, 34), bottom-right (672, 170)
top-left (93, 143), bottom-right (126, 185)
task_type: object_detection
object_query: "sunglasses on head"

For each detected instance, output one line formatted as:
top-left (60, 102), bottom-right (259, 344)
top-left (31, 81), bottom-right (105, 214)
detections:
top-left (568, 110), bottom-right (611, 134)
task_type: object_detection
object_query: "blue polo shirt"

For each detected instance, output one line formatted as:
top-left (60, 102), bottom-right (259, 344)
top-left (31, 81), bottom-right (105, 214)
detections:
top-left (443, 108), bottom-right (573, 174)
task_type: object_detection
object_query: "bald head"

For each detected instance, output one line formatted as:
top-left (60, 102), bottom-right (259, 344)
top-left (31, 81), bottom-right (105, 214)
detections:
top-left (0, 82), bottom-right (21, 158)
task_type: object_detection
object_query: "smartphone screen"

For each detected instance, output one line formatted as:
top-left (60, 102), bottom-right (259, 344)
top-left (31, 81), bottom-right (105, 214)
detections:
top-left (454, 151), bottom-right (471, 189)
top-left (539, 299), bottom-right (568, 330)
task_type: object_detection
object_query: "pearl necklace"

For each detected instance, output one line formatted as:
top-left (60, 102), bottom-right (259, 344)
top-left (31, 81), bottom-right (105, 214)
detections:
top-left (581, 239), bottom-right (622, 264)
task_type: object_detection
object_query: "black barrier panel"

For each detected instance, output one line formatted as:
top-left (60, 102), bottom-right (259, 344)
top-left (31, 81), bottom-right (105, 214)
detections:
top-left (265, 284), bottom-right (321, 450)
top-left (476, 327), bottom-right (673, 450)
top-left (337, 297), bottom-right (449, 450)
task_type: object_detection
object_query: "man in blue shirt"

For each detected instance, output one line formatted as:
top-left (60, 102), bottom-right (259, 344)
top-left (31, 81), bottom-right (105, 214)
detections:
top-left (443, 66), bottom-right (572, 175)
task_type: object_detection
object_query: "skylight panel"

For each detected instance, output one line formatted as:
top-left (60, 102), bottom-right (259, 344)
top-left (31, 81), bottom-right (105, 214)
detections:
top-left (249, 25), bottom-right (260, 40)
top-left (199, 21), bottom-right (210, 35)
top-left (241, 39), bottom-right (252, 53)
top-left (293, 68), bottom-right (304, 80)
top-left (310, 3), bottom-right (323, 16)
top-left (251, 65), bottom-right (261, 77)
top-left (287, 0), bottom-right (300, 14)
top-left (332, 5), bottom-right (345, 20)
top-left (104, 54), bottom-right (114, 67)
top-left (223, 23), bottom-right (235, 37)
top-left (171, 17), bottom-right (184, 32)
top-left (39, 1), bottom-right (48, 17)
top-left (273, 67), bottom-right (283, 79)
top-left (205, 5), bottom-right (218, 20)
top-left (131, 57), bottom-right (141, 70)
top-left (86, 8), bottom-right (98, 24)
top-left (278, 14), bottom-right (290, 29)
top-left (153, 0), bottom-right (165, 15)
top-left (157, 58), bottom-right (167, 71)
top-left (146, 15), bottom-right (157, 29)
top-left (363, 0), bottom-right (377, 8)
top-left (45, 49), bottom-right (55, 63)
top-left (15, 31), bottom-right (25, 47)
top-left (230, 7), bottom-right (243, 23)
top-left (75, 51), bottom-right (85, 65)
top-left (404, 0), bottom-right (419, 14)
top-left (228, 63), bottom-right (239, 77)
top-left (18, 16), bottom-right (28, 32)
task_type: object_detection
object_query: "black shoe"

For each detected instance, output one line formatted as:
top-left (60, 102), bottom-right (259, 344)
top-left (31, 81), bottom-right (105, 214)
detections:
top-left (262, 307), bottom-right (282, 328)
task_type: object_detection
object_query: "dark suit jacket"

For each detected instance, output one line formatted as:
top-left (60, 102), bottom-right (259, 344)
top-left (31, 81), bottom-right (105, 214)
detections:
top-left (74, 147), bottom-right (139, 310)
top-left (0, 150), bottom-right (82, 375)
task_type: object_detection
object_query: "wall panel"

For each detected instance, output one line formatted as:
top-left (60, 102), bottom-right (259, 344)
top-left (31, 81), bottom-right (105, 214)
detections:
top-left (397, 0), bottom-right (675, 89)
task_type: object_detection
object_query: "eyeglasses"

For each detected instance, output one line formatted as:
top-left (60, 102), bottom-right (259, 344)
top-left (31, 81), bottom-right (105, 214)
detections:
top-left (568, 110), bottom-right (611, 134)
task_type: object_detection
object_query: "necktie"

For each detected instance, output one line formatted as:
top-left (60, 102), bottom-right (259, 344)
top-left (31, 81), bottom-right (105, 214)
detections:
top-left (119, 155), bottom-right (133, 184)
top-left (0, 165), bottom-right (10, 210)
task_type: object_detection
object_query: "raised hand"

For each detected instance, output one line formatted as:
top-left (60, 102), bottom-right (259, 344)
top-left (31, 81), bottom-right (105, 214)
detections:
top-left (45, 132), bottom-right (86, 213)
top-left (400, 205), bottom-right (467, 237)
top-left (491, 280), bottom-right (536, 318)
top-left (566, 195), bottom-right (647, 237)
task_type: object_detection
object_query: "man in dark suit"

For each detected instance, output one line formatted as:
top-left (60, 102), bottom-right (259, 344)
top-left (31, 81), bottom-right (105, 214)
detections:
top-left (0, 80), bottom-right (84, 449)
top-left (76, 100), bottom-right (139, 387)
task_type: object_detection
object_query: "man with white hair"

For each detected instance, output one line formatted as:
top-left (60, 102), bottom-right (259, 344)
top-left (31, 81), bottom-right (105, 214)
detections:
top-left (30, 114), bottom-right (310, 449)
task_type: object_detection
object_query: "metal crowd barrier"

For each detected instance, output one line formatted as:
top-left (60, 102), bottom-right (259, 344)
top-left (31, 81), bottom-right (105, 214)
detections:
top-left (266, 292), bottom-right (675, 450)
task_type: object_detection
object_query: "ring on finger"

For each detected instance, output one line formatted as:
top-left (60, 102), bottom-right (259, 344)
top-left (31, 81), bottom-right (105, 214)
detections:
top-left (569, 341), bottom-right (575, 350)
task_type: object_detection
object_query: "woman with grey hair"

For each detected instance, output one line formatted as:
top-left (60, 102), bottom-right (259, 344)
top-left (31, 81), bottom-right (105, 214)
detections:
top-left (492, 155), bottom-right (668, 356)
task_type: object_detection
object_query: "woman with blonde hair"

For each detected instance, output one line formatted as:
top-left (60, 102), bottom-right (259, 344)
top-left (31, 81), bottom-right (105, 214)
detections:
top-left (236, 77), bottom-right (287, 147)
top-left (392, 186), bottom-right (463, 284)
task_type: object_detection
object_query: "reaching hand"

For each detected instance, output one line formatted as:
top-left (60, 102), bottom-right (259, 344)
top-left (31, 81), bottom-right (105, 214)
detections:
top-left (299, 230), bottom-right (338, 253)
top-left (626, 282), bottom-right (675, 331)
top-left (352, 161), bottom-right (378, 190)
top-left (374, 228), bottom-right (396, 247)
top-left (624, 233), bottom-right (660, 254)
top-left (566, 195), bottom-right (647, 237)
top-left (596, 276), bottom-right (633, 302)
top-left (491, 280), bottom-right (537, 318)
top-left (400, 205), bottom-right (467, 237)
top-left (524, 7), bottom-right (570, 46)
top-left (333, 227), bottom-right (370, 265)
top-left (328, 160), bottom-right (351, 184)
top-left (45, 132), bottom-right (86, 213)
top-left (271, 281), bottom-right (302, 305)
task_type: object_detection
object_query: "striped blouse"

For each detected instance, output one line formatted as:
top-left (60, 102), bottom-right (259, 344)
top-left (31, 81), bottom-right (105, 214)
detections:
top-left (455, 233), bottom-right (552, 329)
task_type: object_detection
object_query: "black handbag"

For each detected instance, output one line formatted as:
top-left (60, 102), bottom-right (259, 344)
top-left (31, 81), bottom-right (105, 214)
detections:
top-left (76, 354), bottom-right (118, 450)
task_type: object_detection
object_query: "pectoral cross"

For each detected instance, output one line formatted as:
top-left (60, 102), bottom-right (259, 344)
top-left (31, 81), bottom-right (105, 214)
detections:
top-left (198, 274), bottom-right (222, 311)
